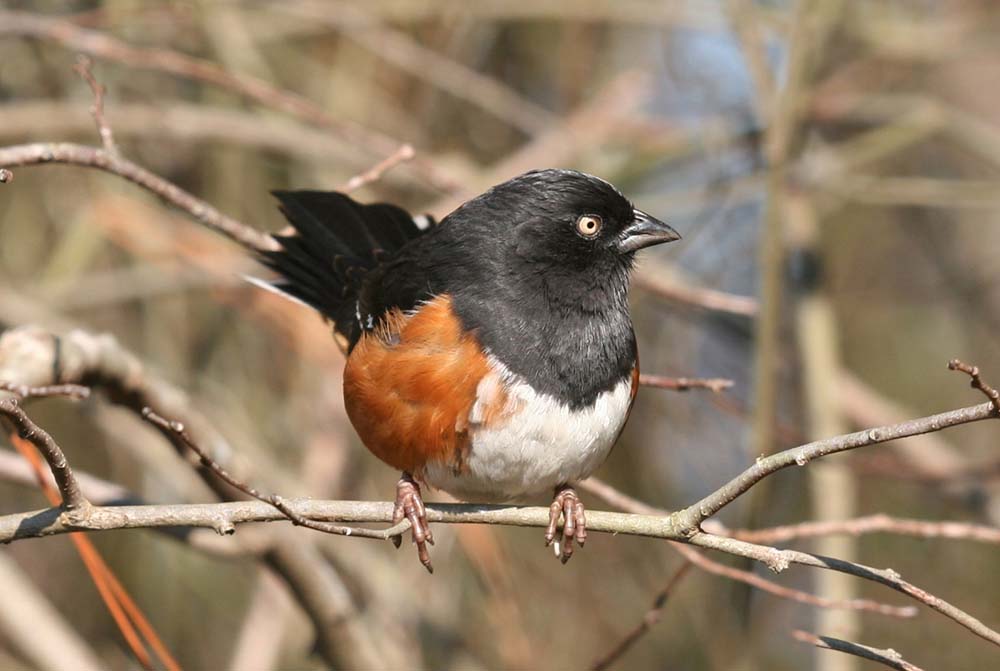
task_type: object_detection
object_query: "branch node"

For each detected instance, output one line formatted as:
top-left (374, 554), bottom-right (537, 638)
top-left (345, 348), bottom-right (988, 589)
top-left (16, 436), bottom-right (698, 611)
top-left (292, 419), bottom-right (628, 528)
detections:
top-left (72, 54), bottom-right (119, 156)
top-left (948, 359), bottom-right (1000, 414)
top-left (212, 516), bottom-right (236, 536)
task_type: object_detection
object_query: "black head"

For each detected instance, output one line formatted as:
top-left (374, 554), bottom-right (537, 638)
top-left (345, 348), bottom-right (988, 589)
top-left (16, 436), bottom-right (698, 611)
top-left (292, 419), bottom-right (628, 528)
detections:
top-left (453, 169), bottom-right (679, 313)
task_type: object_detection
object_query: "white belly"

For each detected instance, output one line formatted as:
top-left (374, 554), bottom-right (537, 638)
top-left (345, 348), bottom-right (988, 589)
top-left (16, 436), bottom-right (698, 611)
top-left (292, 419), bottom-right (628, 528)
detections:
top-left (424, 368), bottom-right (633, 502)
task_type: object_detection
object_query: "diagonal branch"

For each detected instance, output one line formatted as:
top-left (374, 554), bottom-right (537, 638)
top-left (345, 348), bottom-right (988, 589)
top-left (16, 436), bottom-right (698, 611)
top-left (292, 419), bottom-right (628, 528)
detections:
top-left (792, 630), bottom-right (925, 671)
top-left (675, 401), bottom-right (998, 531)
top-left (0, 142), bottom-right (275, 252)
top-left (0, 399), bottom-right (89, 512)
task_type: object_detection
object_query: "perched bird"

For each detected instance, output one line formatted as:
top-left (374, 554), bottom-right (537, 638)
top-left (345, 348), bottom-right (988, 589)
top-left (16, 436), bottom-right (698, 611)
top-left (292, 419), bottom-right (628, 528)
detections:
top-left (255, 169), bottom-right (680, 571)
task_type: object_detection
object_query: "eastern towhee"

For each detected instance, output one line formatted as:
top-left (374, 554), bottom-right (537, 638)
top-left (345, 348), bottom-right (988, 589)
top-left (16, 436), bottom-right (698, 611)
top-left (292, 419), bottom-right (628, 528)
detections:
top-left (254, 169), bottom-right (680, 571)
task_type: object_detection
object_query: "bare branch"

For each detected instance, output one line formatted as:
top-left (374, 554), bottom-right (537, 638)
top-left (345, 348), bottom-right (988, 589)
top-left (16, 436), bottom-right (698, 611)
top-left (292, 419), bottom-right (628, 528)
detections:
top-left (792, 630), bottom-right (925, 671)
top-left (340, 143), bottom-right (416, 193)
top-left (72, 55), bottom-right (118, 156)
top-left (141, 407), bottom-right (387, 540)
top-left (0, 142), bottom-right (276, 252)
top-left (949, 359), bottom-right (1000, 414)
top-left (0, 381), bottom-right (90, 400)
top-left (728, 514), bottom-right (1000, 545)
top-left (675, 399), bottom-right (998, 531)
top-left (590, 561), bottom-right (694, 671)
top-left (669, 541), bottom-right (916, 618)
top-left (689, 532), bottom-right (1000, 647)
top-left (0, 398), bottom-right (89, 512)
top-left (582, 478), bottom-right (917, 618)
top-left (638, 374), bottom-right (734, 393)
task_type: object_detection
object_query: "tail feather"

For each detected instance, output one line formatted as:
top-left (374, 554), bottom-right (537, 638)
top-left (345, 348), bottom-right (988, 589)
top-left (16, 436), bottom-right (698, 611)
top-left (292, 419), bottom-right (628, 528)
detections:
top-left (255, 190), bottom-right (426, 338)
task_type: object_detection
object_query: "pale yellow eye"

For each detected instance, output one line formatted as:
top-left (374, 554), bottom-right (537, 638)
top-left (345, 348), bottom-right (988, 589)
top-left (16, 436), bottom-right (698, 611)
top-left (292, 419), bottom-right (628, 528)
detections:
top-left (575, 214), bottom-right (603, 238)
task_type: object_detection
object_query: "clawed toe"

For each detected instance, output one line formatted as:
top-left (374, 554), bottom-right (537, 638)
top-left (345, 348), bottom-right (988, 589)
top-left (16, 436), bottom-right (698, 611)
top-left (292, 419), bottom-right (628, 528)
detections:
top-left (545, 485), bottom-right (586, 563)
top-left (393, 473), bottom-right (434, 573)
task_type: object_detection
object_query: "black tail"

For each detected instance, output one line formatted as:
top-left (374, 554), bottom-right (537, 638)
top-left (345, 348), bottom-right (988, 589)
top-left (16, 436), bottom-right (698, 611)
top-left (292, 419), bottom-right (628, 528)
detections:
top-left (257, 190), bottom-right (427, 337)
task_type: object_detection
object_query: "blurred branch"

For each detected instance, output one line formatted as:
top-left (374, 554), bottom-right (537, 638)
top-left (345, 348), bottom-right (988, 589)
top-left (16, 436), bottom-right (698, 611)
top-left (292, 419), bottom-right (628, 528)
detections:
top-left (633, 259), bottom-right (758, 317)
top-left (0, 552), bottom-right (105, 671)
top-left (792, 630), bottom-right (925, 671)
top-left (639, 374), bottom-right (734, 393)
top-left (0, 9), bottom-right (460, 192)
top-left (0, 327), bottom-right (387, 670)
top-left (275, 1), bottom-right (557, 134)
top-left (727, 514), bottom-right (1000, 545)
top-left (590, 561), bottom-right (694, 671)
top-left (72, 54), bottom-right (119, 156)
top-left (0, 102), bottom-right (405, 174)
top-left (340, 144), bottom-right (416, 193)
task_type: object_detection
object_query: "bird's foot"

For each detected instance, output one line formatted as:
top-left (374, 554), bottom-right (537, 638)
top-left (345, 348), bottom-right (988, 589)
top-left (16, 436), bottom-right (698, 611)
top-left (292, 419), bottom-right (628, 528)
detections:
top-left (392, 473), bottom-right (434, 573)
top-left (544, 485), bottom-right (587, 563)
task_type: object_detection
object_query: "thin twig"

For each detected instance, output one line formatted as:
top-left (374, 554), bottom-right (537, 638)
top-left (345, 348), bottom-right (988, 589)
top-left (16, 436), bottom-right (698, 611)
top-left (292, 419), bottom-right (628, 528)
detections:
top-left (0, 399), bottom-right (89, 512)
top-left (792, 630), bottom-right (925, 671)
top-left (141, 407), bottom-right (387, 540)
top-left (582, 478), bottom-right (917, 622)
top-left (340, 143), bottom-right (416, 193)
top-left (0, 142), bottom-right (276, 252)
top-left (0, 381), bottom-right (91, 400)
top-left (590, 561), bottom-right (694, 671)
top-left (948, 359), bottom-right (1000, 414)
top-left (72, 55), bottom-right (118, 156)
top-left (670, 541), bottom-right (916, 618)
top-left (638, 374), bottom-right (734, 393)
top-left (689, 532), bottom-right (1000, 647)
top-left (675, 398), bottom-right (998, 531)
top-left (728, 514), bottom-right (1000, 545)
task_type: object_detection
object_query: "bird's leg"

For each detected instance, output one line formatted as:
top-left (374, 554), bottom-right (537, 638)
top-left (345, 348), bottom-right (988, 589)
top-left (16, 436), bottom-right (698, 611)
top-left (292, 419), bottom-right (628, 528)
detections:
top-left (544, 484), bottom-right (587, 563)
top-left (392, 472), bottom-right (435, 573)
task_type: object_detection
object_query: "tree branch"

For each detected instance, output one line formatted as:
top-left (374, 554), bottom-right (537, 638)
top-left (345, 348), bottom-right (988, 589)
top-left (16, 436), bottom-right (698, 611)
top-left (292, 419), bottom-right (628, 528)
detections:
top-left (0, 142), bottom-right (275, 252)
top-left (0, 398), bottom-right (89, 512)
top-left (792, 630), bottom-right (925, 671)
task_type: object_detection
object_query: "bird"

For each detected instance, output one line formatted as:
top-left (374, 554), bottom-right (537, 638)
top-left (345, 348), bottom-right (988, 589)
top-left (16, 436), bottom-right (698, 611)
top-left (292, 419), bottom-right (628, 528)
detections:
top-left (252, 169), bottom-right (680, 571)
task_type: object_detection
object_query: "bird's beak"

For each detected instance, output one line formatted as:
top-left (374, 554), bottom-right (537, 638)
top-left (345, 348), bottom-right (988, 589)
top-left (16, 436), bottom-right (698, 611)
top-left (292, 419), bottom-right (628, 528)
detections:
top-left (617, 209), bottom-right (681, 253)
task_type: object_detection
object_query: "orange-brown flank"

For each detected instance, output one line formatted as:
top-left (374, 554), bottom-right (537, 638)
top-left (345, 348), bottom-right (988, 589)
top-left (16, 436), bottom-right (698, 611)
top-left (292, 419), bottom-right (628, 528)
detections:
top-left (343, 295), bottom-right (507, 477)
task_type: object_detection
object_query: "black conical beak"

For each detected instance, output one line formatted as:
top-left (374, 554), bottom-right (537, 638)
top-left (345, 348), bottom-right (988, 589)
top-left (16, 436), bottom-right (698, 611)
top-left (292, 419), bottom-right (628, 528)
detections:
top-left (617, 209), bottom-right (681, 253)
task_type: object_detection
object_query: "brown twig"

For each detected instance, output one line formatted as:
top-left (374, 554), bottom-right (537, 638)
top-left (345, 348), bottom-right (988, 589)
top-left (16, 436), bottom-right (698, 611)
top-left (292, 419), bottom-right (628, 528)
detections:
top-left (638, 374), bottom-right (734, 393)
top-left (590, 561), bottom-right (694, 671)
top-left (72, 55), bottom-right (118, 156)
top-left (728, 514), bottom-right (1000, 545)
top-left (948, 359), bottom-right (1000, 414)
top-left (0, 381), bottom-right (90, 400)
top-left (792, 630), bottom-right (925, 671)
top-left (340, 143), bottom-right (416, 193)
top-left (689, 532), bottom-right (1000, 647)
top-left (141, 407), bottom-right (388, 540)
top-left (0, 142), bottom-right (276, 252)
top-left (674, 397), bottom-right (999, 531)
top-left (670, 541), bottom-right (917, 618)
top-left (0, 399), bottom-right (89, 512)
top-left (582, 476), bottom-right (917, 649)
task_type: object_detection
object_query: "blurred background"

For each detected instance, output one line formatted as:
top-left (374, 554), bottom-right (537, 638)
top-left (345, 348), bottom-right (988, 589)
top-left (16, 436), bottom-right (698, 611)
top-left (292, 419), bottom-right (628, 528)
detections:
top-left (1, 1), bottom-right (999, 669)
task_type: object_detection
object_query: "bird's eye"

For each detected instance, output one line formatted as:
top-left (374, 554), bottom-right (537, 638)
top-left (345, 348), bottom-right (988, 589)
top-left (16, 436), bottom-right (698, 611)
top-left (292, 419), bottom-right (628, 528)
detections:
top-left (575, 214), bottom-right (603, 238)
